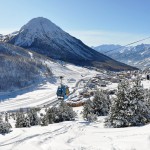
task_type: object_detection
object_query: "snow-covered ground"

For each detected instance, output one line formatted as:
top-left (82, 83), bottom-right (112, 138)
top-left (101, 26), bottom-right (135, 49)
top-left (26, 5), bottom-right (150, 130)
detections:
top-left (1, 63), bottom-right (150, 150)
top-left (0, 63), bottom-right (98, 112)
top-left (142, 80), bottom-right (150, 89)
top-left (1, 106), bottom-right (150, 150)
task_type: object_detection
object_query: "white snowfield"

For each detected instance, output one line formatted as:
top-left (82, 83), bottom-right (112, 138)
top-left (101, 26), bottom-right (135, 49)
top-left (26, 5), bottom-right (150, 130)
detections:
top-left (1, 107), bottom-right (150, 150)
top-left (0, 63), bottom-right (98, 112)
top-left (0, 63), bottom-right (150, 150)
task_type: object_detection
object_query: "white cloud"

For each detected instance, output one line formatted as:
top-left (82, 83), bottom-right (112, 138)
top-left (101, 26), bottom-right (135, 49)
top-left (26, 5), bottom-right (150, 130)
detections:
top-left (66, 30), bottom-right (150, 46)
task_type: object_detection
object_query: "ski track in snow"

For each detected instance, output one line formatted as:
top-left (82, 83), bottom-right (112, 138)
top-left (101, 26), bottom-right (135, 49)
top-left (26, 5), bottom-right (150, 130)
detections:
top-left (0, 90), bottom-right (56, 112)
top-left (0, 123), bottom-right (76, 150)
top-left (1, 119), bottom-right (150, 150)
top-left (0, 121), bottom-right (87, 150)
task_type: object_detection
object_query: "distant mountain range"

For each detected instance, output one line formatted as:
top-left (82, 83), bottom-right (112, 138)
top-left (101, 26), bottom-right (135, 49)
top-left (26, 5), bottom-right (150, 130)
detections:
top-left (2, 17), bottom-right (136, 71)
top-left (93, 44), bottom-right (150, 69)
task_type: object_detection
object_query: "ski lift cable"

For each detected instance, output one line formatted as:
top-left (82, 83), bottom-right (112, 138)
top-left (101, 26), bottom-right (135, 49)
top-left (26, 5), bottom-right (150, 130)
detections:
top-left (104, 36), bottom-right (150, 54)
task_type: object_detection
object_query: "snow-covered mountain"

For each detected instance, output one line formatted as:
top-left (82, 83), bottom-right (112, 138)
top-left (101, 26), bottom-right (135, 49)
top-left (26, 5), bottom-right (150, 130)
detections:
top-left (0, 32), bottom-right (19, 42)
top-left (93, 44), bottom-right (150, 69)
top-left (7, 17), bottom-right (136, 71)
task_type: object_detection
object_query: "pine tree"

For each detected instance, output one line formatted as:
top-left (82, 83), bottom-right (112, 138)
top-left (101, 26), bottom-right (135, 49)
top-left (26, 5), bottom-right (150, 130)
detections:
top-left (0, 113), bottom-right (12, 134)
top-left (106, 80), bottom-right (130, 127)
top-left (106, 78), bottom-right (150, 128)
top-left (93, 90), bottom-right (110, 116)
top-left (57, 101), bottom-right (76, 122)
top-left (5, 113), bottom-right (8, 122)
top-left (11, 113), bottom-right (16, 120)
top-left (83, 100), bottom-right (97, 122)
top-left (27, 108), bottom-right (39, 126)
top-left (128, 78), bottom-right (150, 126)
top-left (145, 89), bottom-right (150, 109)
top-left (0, 114), bottom-right (3, 122)
top-left (0, 122), bottom-right (12, 134)
top-left (24, 116), bottom-right (31, 127)
top-left (41, 115), bottom-right (49, 126)
top-left (46, 107), bottom-right (59, 124)
top-left (41, 102), bottom-right (76, 125)
top-left (15, 112), bottom-right (30, 128)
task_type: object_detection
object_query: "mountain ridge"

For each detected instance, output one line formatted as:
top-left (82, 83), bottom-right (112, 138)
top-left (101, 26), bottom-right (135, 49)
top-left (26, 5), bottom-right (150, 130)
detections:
top-left (93, 43), bottom-right (150, 68)
top-left (5, 17), bottom-right (137, 71)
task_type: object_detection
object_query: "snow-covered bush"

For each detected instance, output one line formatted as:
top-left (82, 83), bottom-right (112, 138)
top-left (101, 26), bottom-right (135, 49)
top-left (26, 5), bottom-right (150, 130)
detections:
top-left (0, 114), bottom-right (2, 122)
top-left (83, 100), bottom-right (97, 122)
top-left (58, 101), bottom-right (76, 122)
top-left (93, 90), bottom-right (110, 116)
top-left (86, 113), bottom-right (97, 122)
top-left (5, 113), bottom-right (8, 122)
top-left (27, 108), bottom-right (40, 126)
top-left (11, 113), bottom-right (16, 120)
top-left (15, 112), bottom-right (30, 128)
top-left (82, 89), bottom-right (110, 122)
top-left (46, 107), bottom-right (59, 124)
top-left (0, 122), bottom-right (12, 134)
top-left (145, 89), bottom-right (150, 108)
top-left (0, 113), bottom-right (12, 134)
top-left (41, 115), bottom-right (49, 126)
top-left (41, 102), bottom-right (76, 125)
top-left (105, 79), bottom-right (150, 128)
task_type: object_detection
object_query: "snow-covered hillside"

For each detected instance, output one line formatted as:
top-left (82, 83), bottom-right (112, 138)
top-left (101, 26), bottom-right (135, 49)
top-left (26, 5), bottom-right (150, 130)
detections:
top-left (7, 17), bottom-right (136, 71)
top-left (0, 62), bottom-right (98, 112)
top-left (1, 105), bottom-right (150, 150)
top-left (93, 44), bottom-right (150, 69)
top-left (0, 42), bottom-right (53, 92)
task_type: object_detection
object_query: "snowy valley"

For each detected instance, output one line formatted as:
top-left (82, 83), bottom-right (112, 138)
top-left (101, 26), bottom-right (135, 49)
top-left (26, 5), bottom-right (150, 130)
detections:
top-left (0, 16), bottom-right (150, 150)
top-left (0, 65), bottom-right (150, 150)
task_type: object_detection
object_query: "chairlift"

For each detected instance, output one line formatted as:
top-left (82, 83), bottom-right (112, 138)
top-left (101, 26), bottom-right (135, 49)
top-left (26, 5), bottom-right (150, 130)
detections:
top-left (56, 76), bottom-right (70, 100)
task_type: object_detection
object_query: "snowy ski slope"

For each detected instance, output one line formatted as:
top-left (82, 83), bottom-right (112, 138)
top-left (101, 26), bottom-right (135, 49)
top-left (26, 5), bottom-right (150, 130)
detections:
top-left (1, 107), bottom-right (150, 150)
top-left (0, 62), bottom-right (150, 150)
top-left (0, 63), bottom-right (98, 112)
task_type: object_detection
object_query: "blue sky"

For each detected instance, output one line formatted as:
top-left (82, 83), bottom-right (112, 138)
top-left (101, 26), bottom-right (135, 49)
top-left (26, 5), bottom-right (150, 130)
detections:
top-left (0, 0), bottom-right (150, 46)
